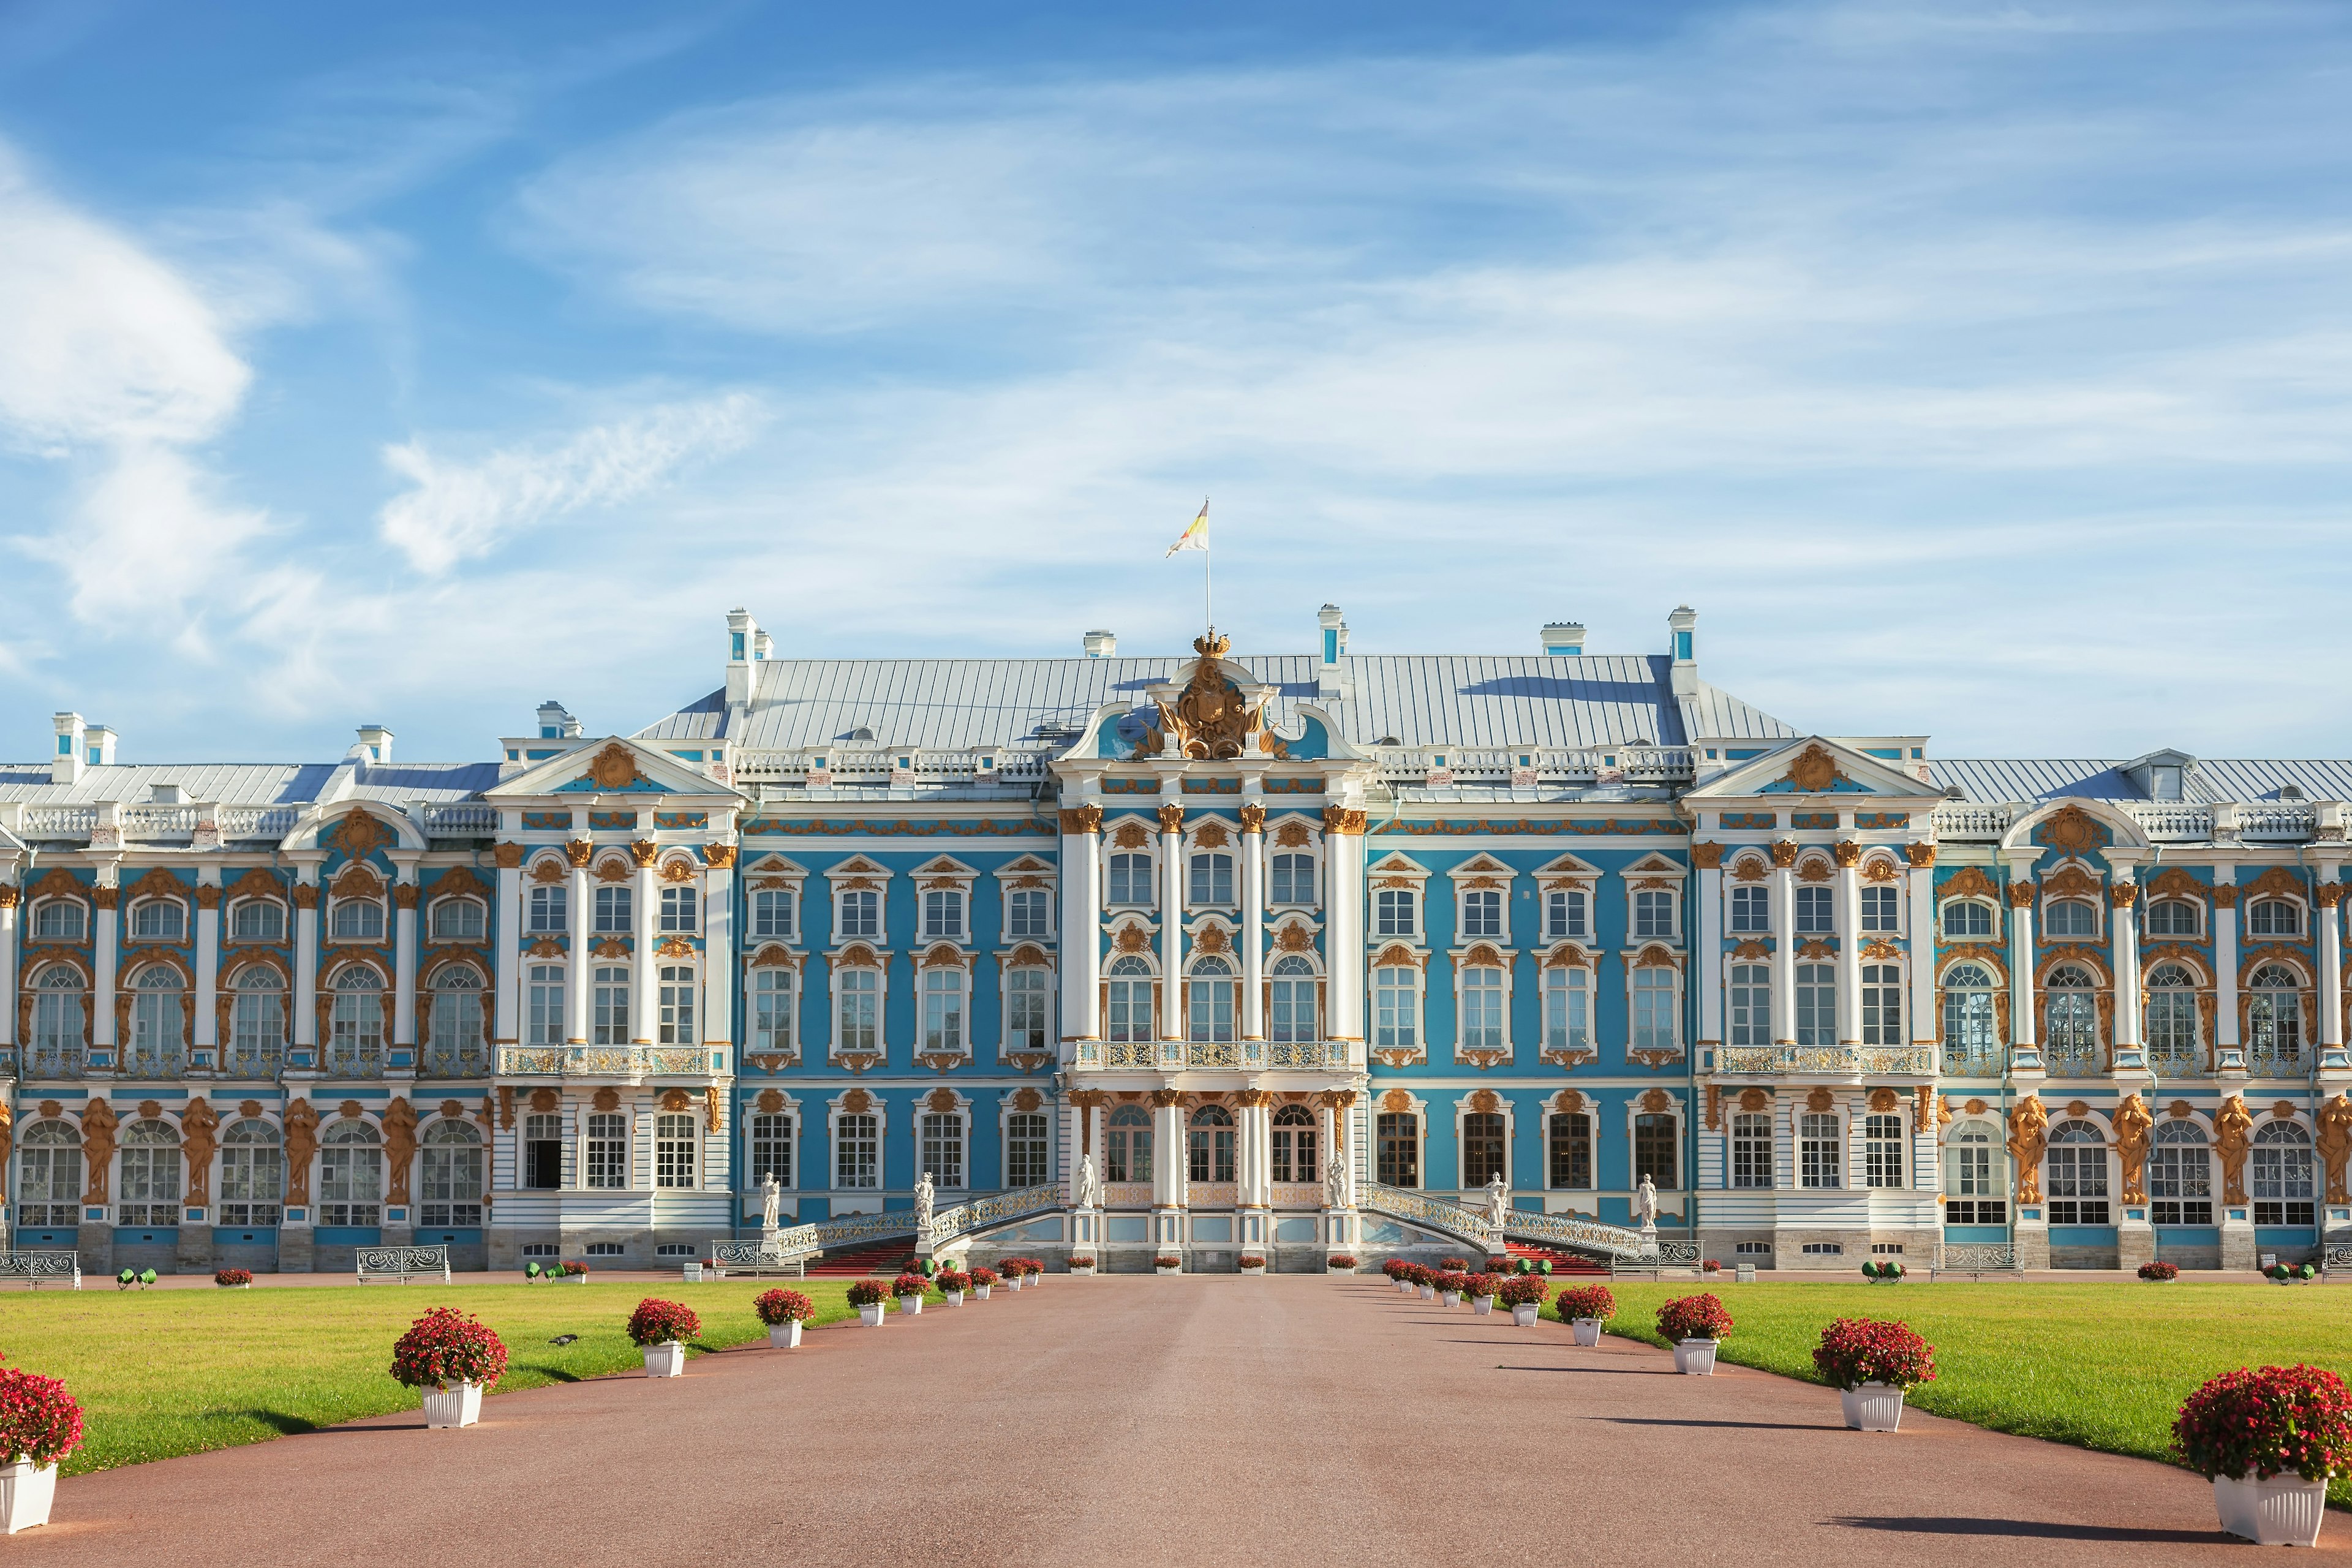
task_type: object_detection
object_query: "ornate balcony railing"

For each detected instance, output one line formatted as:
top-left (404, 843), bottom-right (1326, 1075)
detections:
top-left (497, 1045), bottom-right (726, 1080)
top-left (1186, 1039), bottom-right (1238, 1068)
top-left (1102, 1040), bottom-right (1156, 1068)
top-left (421, 1046), bottom-right (492, 1078)
top-left (1265, 1039), bottom-right (1332, 1068)
top-left (923, 1182), bottom-right (1064, 1244)
top-left (1711, 1044), bottom-right (1936, 1077)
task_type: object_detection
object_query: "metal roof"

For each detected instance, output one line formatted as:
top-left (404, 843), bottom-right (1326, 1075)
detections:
top-left (0, 759), bottom-right (502, 808)
top-left (1932, 758), bottom-right (2352, 805)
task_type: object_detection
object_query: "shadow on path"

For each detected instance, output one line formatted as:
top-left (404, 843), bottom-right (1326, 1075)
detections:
top-left (1831, 1517), bottom-right (2226, 1544)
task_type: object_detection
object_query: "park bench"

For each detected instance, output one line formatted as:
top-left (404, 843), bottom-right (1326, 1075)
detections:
top-left (0, 1251), bottom-right (82, 1289)
top-left (355, 1245), bottom-right (450, 1284)
top-left (1930, 1243), bottom-right (2022, 1281)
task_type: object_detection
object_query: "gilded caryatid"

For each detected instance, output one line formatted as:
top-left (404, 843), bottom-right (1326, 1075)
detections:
top-left (1137, 635), bottom-right (1287, 760)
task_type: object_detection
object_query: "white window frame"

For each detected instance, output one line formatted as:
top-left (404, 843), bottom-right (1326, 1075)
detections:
top-left (428, 895), bottom-right (487, 942)
top-left (1003, 962), bottom-right (1054, 1055)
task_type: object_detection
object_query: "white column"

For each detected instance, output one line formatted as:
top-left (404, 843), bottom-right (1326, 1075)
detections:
top-left (0, 886), bottom-right (18, 1052)
top-left (1058, 808), bottom-right (1101, 1044)
top-left (1241, 810), bottom-right (1265, 1040)
top-left (2110, 876), bottom-right (2141, 1050)
top-left (1694, 847), bottom-right (1722, 1046)
top-left (1907, 847), bottom-right (1937, 1042)
top-left (703, 848), bottom-right (736, 1050)
top-left (2318, 873), bottom-right (2344, 1050)
top-left (192, 883), bottom-right (219, 1049)
top-left (631, 843), bottom-right (659, 1044)
top-left (493, 846), bottom-right (522, 1043)
top-left (292, 883), bottom-right (318, 1047)
top-left (1159, 807), bottom-right (1185, 1042)
top-left (1243, 1097), bottom-right (1271, 1205)
top-left (1834, 842), bottom-right (1862, 1045)
top-left (2005, 864), bottom-right (2037, 1050)
top-left (91, 889), bottom-right (119, 1049)
top-left (1768, 845), bottom-right (1796, 1044)
top-left (1153, 1096), bottom-right (1185, 1207)
top-left (566, 850), bottom-right (592, 1044)
top-left (393, 883), bottom-right (418, 1048)
top-left (2214, 868), bottom-right (2239, 1050)
top-left (1317, 1102), bottom-right (1336, 1197)
top-left (1324, 807), bottom-right (1366, 1050)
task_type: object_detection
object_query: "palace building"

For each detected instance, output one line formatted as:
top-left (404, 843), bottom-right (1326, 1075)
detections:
top-left (1, 604), bottom-right (2346, 1275)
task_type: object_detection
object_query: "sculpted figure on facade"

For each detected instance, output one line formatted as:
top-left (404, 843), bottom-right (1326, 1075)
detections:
top-left (383, 1097), bottom-right (419, 1205)
top-left (914, 1170), bottom-right (935, 1229)
top-left (181, 1097), bottom-right (220, 1206)
top-left (2215, 1095), bottom-right (2254, 1204)
top-left (2318, 1094), bottom-right (2352, 1204)
top-left (1076, 1153), bottom-right (1102, 1208)
top-left (1324, 1150), bottom-right (1353, 1211)
top-left (2112, 1093), bottom-right (2153, 1204)
top-left (79, 1097), bottom-right (118, 1204)
top-left (761, 1171), bottom-right (782, 1232)
top-left (1136, 635), bottom-right (1283, 760)
top-left (2007, 1096), bottom-right (2048, 1204)
top-left (1630, 1174), bottom-right (1659, 1230)
top-left (283, 1099), bottom-right (321, 1207)
top-left (1483, 1171), bottom-right (1510, 1230)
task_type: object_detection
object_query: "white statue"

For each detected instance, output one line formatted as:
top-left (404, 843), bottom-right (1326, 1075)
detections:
top-left (914, 1170), bottom-right (936, 1229)
top-left (1323, 1151), bottom-right (1353, 1210)
top-left (1076, 1153), bottom-right (1101, 1208)
top-left (1483, 1171), bottom-right (1509, 1230)
top-left (1631, 1174), bottom-right (1659, 1230)
top-left (760, 1171), bottom-right (782, 1232)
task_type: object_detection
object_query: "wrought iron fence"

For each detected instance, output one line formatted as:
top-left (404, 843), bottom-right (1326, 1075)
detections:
top-left (355, 1245), bottom-right (450, 1283)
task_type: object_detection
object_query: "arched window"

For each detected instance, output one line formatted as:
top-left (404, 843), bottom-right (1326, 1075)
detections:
top-left (330, 889), bottom-right (385, 940)
top-left (2146, 963), bottom-right (2199, 1074)
top-left (218, 1117), bottom-right (282, 1227)
top-left (1943, 1121), bottom-right (2005, 1225)
top-left (2149, 1119), bottom-right (2211, 1226)
top-left (429, 897), bottom-right (486, 940)
top-left (28, 964), bottom-right (86, 1076)
top-left (1794, 963), bottom-right (1834, 1049)
top-left (1188, 1104), bottom-right (1235, 1183)
top-left (525, 962), bottom-right (564, 1047)
top-left (31, 898), bottom-right (86, 941)
top-left (1728, 962), bottom-right (1770, 1048)
top-left (1373, 963), bottom-right (1418, 1055)
top-left (922, 967), bottom-right (964, 1054)
top-left (657, 963), bottom-right (696, 1047)
top-left (1632, 967), bottom-right (1677, 1054)
top-left (1106, 1104), bottom-right (1152, 1183)
top-left (748, 1111), bottom-right (794, 1188)
top-left (2247, 899), bottom-right (2301, 938)
top-left (17, 1117), bottom-right (83, 1227)
top-left (1548, 1110), bottom-right (1593, 1189)
top-left (1941, 962), bottom-right (1997, 1074)
top-left (1376, 1109), bottom-right (1419, 1188)
top-left (1460, 964), bottom-right (1506, 1050)
top-left (1860, 962), bottom-right (1902, 1046)
top-left (2252, 1121), bottom-right (2315, 1227)
top-left (1271, 1103), bottom-right (1317, 1184)
top-left (1187, 956), bottom-right (1235, 1044)
top-left (1461, 1110), bottom-right (1506, 1189)
top-left (427, 966), bottom-right (487, 1076)
top-left (230, 897), bottom-right (285, 941)
top-left (2145, 899), bottom-right (2199, 937)
top-left (1269, 852), bottom-right (1315, 906)
top-left (227, 967), bottom-right (285, 1077)
top-left (420, 1119), bottom-right (484, 1227)
top-left (2247, 964), bottom-right (2304, 1074)
top-left (1940, 898), bottom-right (1994, 940)
top-left (1543, 967), bottom-right (1589, 1052)
top-left (126, 964), bottom-right (185, 1077)
top-left (328, 965), bottom-right (385, 1076)
top-left (1005, 967), bottom-right (1050, 1053)
top-left (2045, 1118), bottom-right (2109, 1225)
top-left (2043, 964), bottom-right (2099, 1075)
top-left (1187, 853), bottom-right (1234, 907)
top-left (129, 897), bottom-right (184, 940)
top-left (835, 967), bottom-right (878, 1054)
top-left (117, 1117), bottom-right (182, 1227)
top-left (318, 1118), bottom-right (383, 1227)
top-left (1270, 955), bottom-right (1317, 1043)
top-left (2043, 899), bottom-right (2098, 938)
top-left (592, 965), bottom-right (631, 1047)
top-left (1106, 956), bottom-right (1153, 1047)
top-left (1730, 1110), bottom-right (1771, 1189)
top-left (751, 968), bottom-right (795, 1056)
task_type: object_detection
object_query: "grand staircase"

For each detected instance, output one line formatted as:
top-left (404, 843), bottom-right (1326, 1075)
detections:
top-left (1502, 1242), bottom-right (1610, 1277)
top-left (804, 1237), bottom-right (918, 1278)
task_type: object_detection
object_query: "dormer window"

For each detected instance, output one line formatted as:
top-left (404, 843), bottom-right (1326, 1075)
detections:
top-left (2149, 765), bottom-right (2182, 802)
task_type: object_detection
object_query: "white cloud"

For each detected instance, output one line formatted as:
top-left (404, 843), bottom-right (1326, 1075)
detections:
top-left (377, 393), bottom-right (763, 573)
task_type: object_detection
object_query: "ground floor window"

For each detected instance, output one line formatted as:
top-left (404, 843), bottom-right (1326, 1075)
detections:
top-left (1942, 1121), bottom-right (2003, 1225)
top-left (1106, 1106), bottom-right (1152, 1183)
top-left (318, 1122), bottom-right (382, 1227)
top-left (1547, 1113), bottom-right (1591, 1189)
top-left (1798, 1112), bottom-right (1840, 1189)
top-left (420, 1121), bottom-right (484, 1226)
top-left (655, 1112), bottom-right (698, 1189)
top-left (1271, 1105), bottom-right (1317, 1183)
top-left (836, 1112), bottom-right (879, 1189)
top-left (749, 1112), bottom-right (793, 1189)
top-left (922, 1112), bottom-right (967, 1189)
top-left (1634, 1112), bottom-right (1679, 1190)
top-left (1006, 1111), bottom-right (1049, 1187)
top-left (2045, 1119), bottom-right (2109, 1226)
top-left (1863, 1114), bottom-right (1904, 1189)
top-left (1730, 1111), bottom-right (1771, 1189)
top-left (2251, 1122), bottom-right (2315, 1227)
top-left (1188, 1106), bottom-right (1235, 1183)
top-left (1460, 1111), bottom-right (1506, 1189)
top-left (2148, 1120), bottom-right (2211, 1226)
top-left (1376, 1112), bottom-right (1419, 1188)
top-left (524, 1112), bottom-right (563, 1189)
top-left (584, 1111), bottom-right (629, 1190)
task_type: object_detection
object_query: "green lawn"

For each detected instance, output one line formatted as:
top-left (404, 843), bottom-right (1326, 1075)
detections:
top-left (1593, 1280), bottom-right (2352, 1505)
top-left (0, 1278), bottom-right (919, 1475)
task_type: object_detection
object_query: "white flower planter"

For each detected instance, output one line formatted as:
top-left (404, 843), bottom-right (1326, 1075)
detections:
top-left (1419, 1284), bottom-right (1436, 1300)
top-left (642, 1341), bottom-right (685, 1378)
top-left (897, 1294), bottom-right (924, 1315)
top-left (974, 1284), bottom-right (993, 1298)
top-left (1511, 1302), bottom-right (1540, 1327)
top-left (858, 1303), bottom-right (885, 1327)
top-left (1570, 1318), bottom-right (1603, 1347)
top-left (1071, 1267), bottom-right (1095, 1278)
top-left (1240, 1266), bottom-right (1267, 1276)
top-left (2214, 1473), bottom-right (2329, 1547)
top-left (1673, 1338), bottom-right (1719, 1376)
top-left (421, 1380), bottom-right (483, 1428)
top-left (941, 1291), bottom-right (964, 1306)
top-left (1156, 1265), bottom-right (1182, 1275)
top-left (1840, 1383), bottom-right (1906, 1431)
top-left (767, 1321), bottom-right (803, 1349)
top-left (1327, 1264), bottom-right (1352, 1274)
top-left (1471, 1295), bottom-right (1495, 1315)
top-left (1439, 1290), bottom-right (1460, 1306)
top-left (572, 1273), bottom-right (588, 1284)
top-left (1006, 1275), bottom-right (1024, 1291)
top-left (1395, 1278), bottom-right (1414, 1294)
top-left (1, 1461), bottom-right (58, 1535)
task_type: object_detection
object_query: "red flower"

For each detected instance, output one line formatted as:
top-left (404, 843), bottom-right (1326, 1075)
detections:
top-left (935, 1270), bottom-right (972, 1293)
top-left (1812, 1317), bottom-right (1936, 1390)
top-left (754, 1289), bottom-right (814, 1325)
top-left (969, 1267), bottom-right (1001, 1287)
top-left (389, 1308), bottom-right (509, 1390)
top-left (213, 1268), bottom-right (252, 1287)
top-left (625, 1297), bottom-right (701, 1346)
top-left (2174, 1365), bottom-right (2352, 1482)
top-left (890, 1273), bottom-right (930, 1297)
top-left (1496, 1276), bottom-right (1551, 1306)
top-left (0, 1370), bottom-right (85, 1466)
top-left (847, 1280), bottom-right (890, 1307)
top-left (1656, 1293), bottom-right (1733, 1341)
top-left (1555, 1284), bottom-right (1616, 1322)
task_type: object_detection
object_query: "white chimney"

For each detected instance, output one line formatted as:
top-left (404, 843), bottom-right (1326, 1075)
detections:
top-left (85, 726), bottom-right (118, 767)
top-left (1317, 604), bottom-right (1349, 699)
top-left (51, 712), bottom-right (85, 785)
top-left (1541, 622), bottom-right (1586, 656)
top-left (1082, 630), bottom-right (1117, 658)
top-left (357, 725), bottom-right (394, 763)
top-left (535, 701), bottom-right (580, 739)
top-left (1668, 606), bottom-right (1698, 698)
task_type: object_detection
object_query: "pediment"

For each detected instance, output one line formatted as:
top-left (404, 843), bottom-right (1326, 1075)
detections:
top-left (487, 737), bottom-right (741, 801)
top-left (1687, 737), bottom-right (1934, 801)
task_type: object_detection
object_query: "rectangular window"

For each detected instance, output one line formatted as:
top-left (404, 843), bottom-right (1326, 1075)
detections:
top-left (1794, 963), bottom-right (1834, 1048)
top-left (522, 964), bottom-right (564, 1047)
top-left (1374, 967), bottom-right (1418, 1053)
top-left (749, 1112), bottom-right (793, 1189)
top-left (1006, 969), bottom-right (1050, 1052)
top-left (1864, 1114), bottom-right (1904, 1189)
top-left (1798, 1112), bottom-right (1841, 1189)
top-left (1460, 970), bottom-right (1505, 1050)
top-left (584, 1112), bottom-right (628, 1189)
top-left (524, 1112), bottom-right (562, 1189)
top-left (592, 967), bottom-right (630, 1046)
top-left (1007, 888), bottom-right (1049, 937)
top-left (837, 890), bottom-right (879, 938)
top-left (1544, 889), bottom-right (1588, 939)
top-left (1727, 963), bottom-right (1770, 1048)
top-left (836, 970), bottom-right (879, 1053)
top-left (922, 889), bottom-right (965, 940)
top-left (752, 969), bottom-right (794, 1055)
top-left (659, 885), bottom-right (697, 933)
top-left (117, 1145), bottom-right (183, 1227)
top-left (1543, 970), bottom-right (1588, 1051)
top-left (1188, 854), bottom-right (1234, 907)
top-left (594, 885), bottom-right (632, 934)
top-left (1631, 968), bottom-right (1676, 1052)
top-left (1006, 1112), bottom-right (1049, 1187)
top-left (1728, 885), bottom-right (1769, 933)
top-left (835, 1113), bottom-right (879, 1188)
top-left (1376, 1112), bottom-right (1419, 1188)
top-left (1634, 1113), bottom-right (1679, 1190)
top-left (750, 889), bottom-right (795, 939)
top-left (1460, 1112), bottom-right (1506, 1188)
top-left (1460, 889), bottom-right (1502, 938)
top-left (920, 1113), bottom-right (965, 1189)
top-left (528, 885), bottom-right (568, 933)
top-left (1375, 889), bottom-right (1417, 937)
top-left (1547, 1115), bottom-right (1591, 1189)
top-left (1632, 889), bottom-right (1674, 938)
top-left (1795, 885), bottom-right (1833, 933)
top-left (1270, 853), bottom-right (1314, 905)
top-left (1859, 884), bottom-right (1899, 932)
top-left (657, 964), bottom-right (695, 1045)
top-left (1190, 1118), bottom-right (1237, 1183)
top-left (1860, 963), bottom-right (1902, 1047)
top-left (923, 971), bottom-right (965, 1054)
top-left (317, 1144), bottom-right (379, 1228)
top-left (420, 1139), bottom-right (484, 1227)
top-left (1730, 1112), bottom-right (1773, 1189)
top-left (1107, 854), bottom-right (1150, 906)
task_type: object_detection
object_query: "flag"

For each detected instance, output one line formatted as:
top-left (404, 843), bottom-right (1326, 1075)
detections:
top-left (1165, 500), bottom-right (1209, 556)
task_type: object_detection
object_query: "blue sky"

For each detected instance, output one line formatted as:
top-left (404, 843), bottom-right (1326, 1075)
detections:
top-left (2, 0), bottom-right (2349, 766)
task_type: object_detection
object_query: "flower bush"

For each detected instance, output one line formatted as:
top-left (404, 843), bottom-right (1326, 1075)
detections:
top-left (1861, 1259), bottom-right (1907, 1282)
top-left (754, 1289), bottom-right (815, 1325)
top-left (1153, 1254), bottom-right (1183, 1270)
top-left (1068, 1255), bottom-right (1096, 1270)
top-left (1496, 1275), bottom-right (1551, 1307)
top-left (1439, 1256), bottom-right (1472, 1272)
top-left (846, 1280), bottom-right (889, 1308)
top-left (1438, 1270), bottom-right (1475, 1296)
top-left (1702, 1259), bottom-right (1722, 1274)
top-left (1812, 1317), bottom-right (1937, 1391)
top-left (390, 1308), bottom-right (509, 1390)
top-left (891, 1273), bottom-right (929, 1298)
top-left (2139, 1261), bottom-right (2180, 1282)
top-left (1656, 1293), bottom-right (1733, 1342)
top-left (1327, 1254), bottom-right (1357, 1269)
top-left (936, 1269), bottom-right (973, 1294)
top-left (1238, 1255), bottom-right (1267, 1270)
top-left (625, 1297), bottom-right (701, 1346)
top-left (1464, 1273), bottom-right (1502, 1298)
top-left (1555, 1284), bottom-right (1616, 1322)
top-left (561, 1261), bottom-right (591, 1278)
top-left (214, 1268), bottom-right (252, 1287)
top-left (1382, 1258), bottom-right (1412, 1280)
top-left (0, 1369), bottom-right (85, 1467)
top-left (2173, 1365), bottom-right (2352, 1483)
top-left (1400, 1263), bottom-right (1433, 1286)
top-left (970, 1267), bottom-right (1000, 1289)
top-left (999, 1257), bottom-right (1037, 1278)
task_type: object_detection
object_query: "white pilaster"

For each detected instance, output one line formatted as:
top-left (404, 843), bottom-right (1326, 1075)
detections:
top-left (2003, 858), bottom-right (2037, 1050)
top-left (392, 881), bottom-right (418, 1049)
top-left (493, 846), bottom-right (522, 1043)
top-left (1153, 1096), bottom-right (1185, 1208)
top-left (1834, 842), bottom-right (1862, 1044)
top-left (292, 878), bottom-right (319, 1047)
top-left (91, 887), bottom-right (119, 1048)
top-left (1060, 808), bottom-right (1101, 1045)
top-left (703, 849), bottom-right (736, 1049)
top-left (0, 886), bottom-right (18, 1052)
top-left (1907, 848), bottom-right (1937, 1042)
top-left (1241, 805), bottom-right (1265, 1040)
top-left (567, 851), bottom-right (592, 1044)
top-left (1694, 846), bottom-right (1722, 1046)
top-left (2214, 865), bottom-right (2239, 1050)
top-left (192, 880), bottom-right (219, 1049)
top-left (2110, 874), bottom-right (2141, 1050)
top-left (1324, 808), bottom-right (1365, 1052)
top-left (2319, 871), bottom-right (2344, 1050)
top-left (1768, 845), bottom-right (1796, 1044)
top-left (1160, 810), bottom-right (1184, 1042)
top-left (632, 843), bottom-right (659, 1044)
